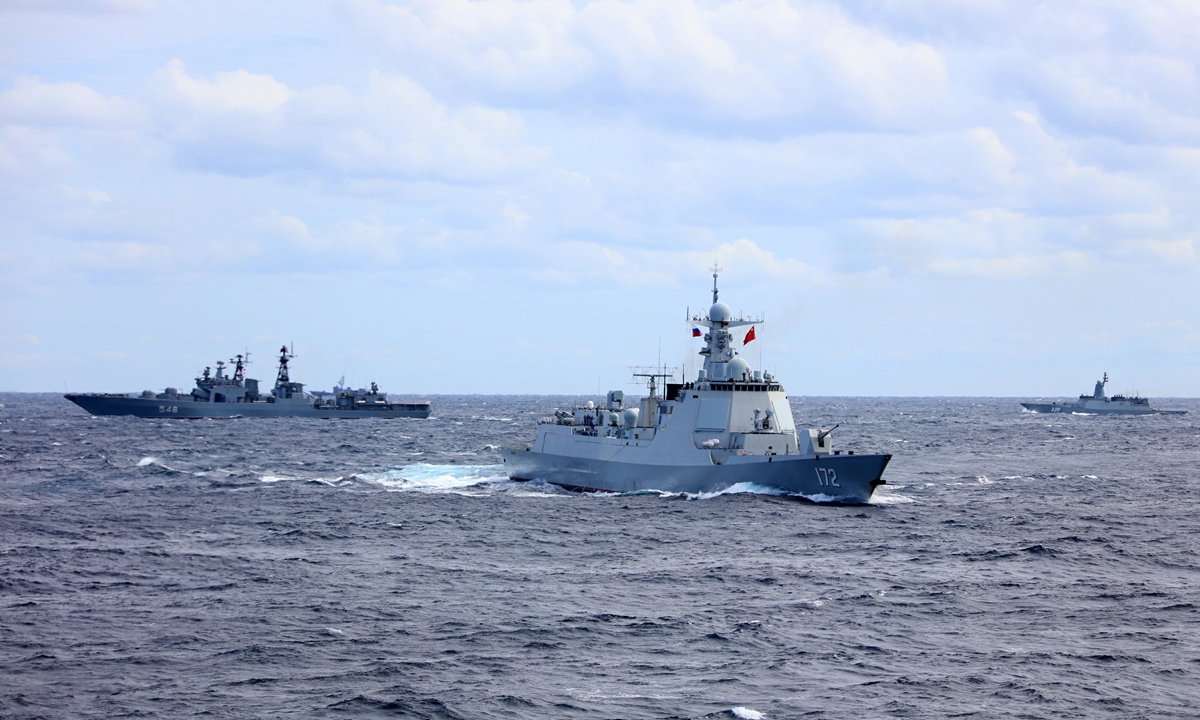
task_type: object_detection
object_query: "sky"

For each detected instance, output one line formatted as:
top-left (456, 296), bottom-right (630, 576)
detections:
top-left (2, 0), bottom-right (1199, 396)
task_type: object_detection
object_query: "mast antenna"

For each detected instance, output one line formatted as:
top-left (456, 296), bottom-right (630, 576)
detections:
top-left (710, 261), bottom-right (722, 304)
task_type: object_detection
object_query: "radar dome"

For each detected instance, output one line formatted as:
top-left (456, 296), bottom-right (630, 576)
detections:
top-left (728, 357), bottom-right (751, 381)
top-left (709, 302), bottom-right (732, 322)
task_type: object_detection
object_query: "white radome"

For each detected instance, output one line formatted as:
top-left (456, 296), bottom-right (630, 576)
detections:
top-left (727, 356), bottom-right (751, 381)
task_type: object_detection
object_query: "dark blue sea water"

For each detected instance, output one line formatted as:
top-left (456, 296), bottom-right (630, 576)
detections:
top-left (2, 393), bottom-right (1199, 719)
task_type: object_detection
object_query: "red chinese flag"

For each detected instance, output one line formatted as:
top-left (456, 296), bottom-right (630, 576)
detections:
top-left (743, 326), bottom-right (756, 344)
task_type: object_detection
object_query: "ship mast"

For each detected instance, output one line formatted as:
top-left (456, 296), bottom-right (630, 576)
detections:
top-left (231, 352), bottom-right (250, 383)
top-left (688, 267), bottom-right (761, 382)
top-left (276, 345), bottom-right (294, 386)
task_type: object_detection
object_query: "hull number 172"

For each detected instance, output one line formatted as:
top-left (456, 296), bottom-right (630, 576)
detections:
top-left (815, 467), bottom-right (840, 487)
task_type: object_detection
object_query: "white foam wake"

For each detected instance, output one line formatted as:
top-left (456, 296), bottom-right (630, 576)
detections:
top-left (869, 486), bottom-right (915, 504)
top-left (690, 482), bottom-right (793, 500)
top-left (353, 463), bottom-right (509, 494)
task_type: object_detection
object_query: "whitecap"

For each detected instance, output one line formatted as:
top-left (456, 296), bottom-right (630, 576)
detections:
top-left (732, 707), bottom-right (765, 720)
top-left (308, 476), bottom-right (347, 486)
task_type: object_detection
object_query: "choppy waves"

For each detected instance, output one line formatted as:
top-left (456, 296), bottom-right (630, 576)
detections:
top-left (2, 393), bottom-right (1199, 719)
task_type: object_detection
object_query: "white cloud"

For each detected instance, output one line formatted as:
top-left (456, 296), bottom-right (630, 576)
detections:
top-left (341, 0), bottom-right (951, 130)
top-left (0, 125), bottom-right (71, 175)
top-left (148, 61), bottom-right (543, 180)
top-left (926, 251), bottom-right (1095, 278)
top-left (249, 211), bottom-right (403, 262)
top-left (151, 59), bottom-right (291, 120)
top-left (0, 76), bottom-right (141, 129)
top-left (4, 0), bottom-right (1200, 393)
top-left (62, 185), bottom-right (112, 203)
top-left (1115, 237), bottom-right (1198, 265)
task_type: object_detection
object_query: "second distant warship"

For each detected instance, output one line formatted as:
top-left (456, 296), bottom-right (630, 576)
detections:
top-left (1021, 373), bottom-right (1186, 415)
top-left (500, 270), bottom-right (891, 503)
top-left (65, 347), bottom-right (432, 419)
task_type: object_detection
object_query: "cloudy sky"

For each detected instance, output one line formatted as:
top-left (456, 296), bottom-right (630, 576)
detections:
top-left (2, 0), bottom-right (1198, 396)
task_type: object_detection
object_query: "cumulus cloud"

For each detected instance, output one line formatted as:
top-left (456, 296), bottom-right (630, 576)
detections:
top-left (5, 0), bottom-right (1200, 393)
top-left (151, 59), bottom-right (291, 121)
top-left (0, 125), bottom-right (71, 176)
top-left (846, 1), bottom-right (1200, 144)
top-left (148, 60), bottom-right (543, 180)
top-left (340, 0), bottom-right (952, 131)
top-left (0, 76), bottom-right (141, 129)
top-left (510, 236), bottom-right (824, 292)
top-left (249, 211), bottom-right (403, 262)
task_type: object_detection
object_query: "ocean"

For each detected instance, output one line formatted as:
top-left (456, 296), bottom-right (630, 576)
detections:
top-left (2, 393), bottom-right (1198, 719)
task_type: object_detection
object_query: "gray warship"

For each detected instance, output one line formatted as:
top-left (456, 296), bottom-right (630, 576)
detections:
top-left (500, 271), bottom-right (891, 502)
top-left (1020, 373), bottom-right (1186, 415)
top-left (65, 347), bottom-right (431, 419)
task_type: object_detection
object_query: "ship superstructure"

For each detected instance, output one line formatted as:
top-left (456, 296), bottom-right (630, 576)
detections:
top-left (1021, 373), bottom-right (1186, 415)
top-left (500, 270), bottom-right (891, 502)
top-left (65, 346), bottom-right (431, 419)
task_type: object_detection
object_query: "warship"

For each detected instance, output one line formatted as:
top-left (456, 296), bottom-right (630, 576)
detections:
top-left (500, 270), bottom-right (891, 503)
top-left (1020, 373), bottom-right (1186, 415)
top-left (65, 347), bottom-right (431, 419)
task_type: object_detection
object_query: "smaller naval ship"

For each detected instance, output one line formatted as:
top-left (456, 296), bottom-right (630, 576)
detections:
top-left (65, 347), bottom-right (432, 419)
top-left (1020, 373), bottom-right (1186, 415)
top-left (500, 270), bottom-right (891, 503)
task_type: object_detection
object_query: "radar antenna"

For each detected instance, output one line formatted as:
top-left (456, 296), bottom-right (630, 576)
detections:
top-left (710, 261), bottom-right (722, 304)
top-left (630, 365), bottom-right (677, 399)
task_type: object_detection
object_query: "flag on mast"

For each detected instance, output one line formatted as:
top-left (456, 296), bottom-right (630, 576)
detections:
top-left (692, 327), bottom-right (702, 337)
top-left (743, 326), bottom-right (756, 344)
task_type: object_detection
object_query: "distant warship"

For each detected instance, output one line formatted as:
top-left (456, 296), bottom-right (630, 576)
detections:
top-left (65, 346), bottom-right (431, 419)
top-left (500, 269), bottom-right (891, 502)
top-left (1021, 373), bottom-right (1186, 416)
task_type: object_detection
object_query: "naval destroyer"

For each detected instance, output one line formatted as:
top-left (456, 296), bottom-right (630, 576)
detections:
top-left (500, 271), bottom-right (891, 502)
top-left (1020, 373), bottom-right (1186, 415)
top-left (65, 347), bottom-right (431, 419)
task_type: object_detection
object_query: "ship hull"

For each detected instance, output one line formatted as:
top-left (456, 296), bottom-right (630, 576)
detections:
top-left (64, 394), bottom-right (431, 419)
top-left (1020, 402), bottom-right (1168, 416)
top-left (500, 447), bottom-right (890, 503)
